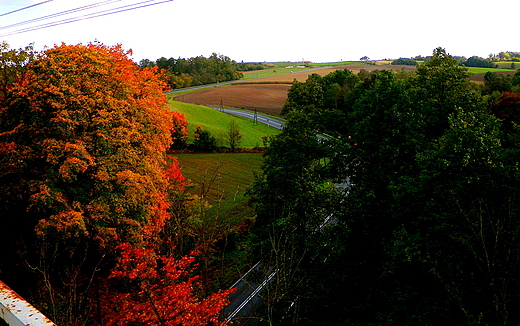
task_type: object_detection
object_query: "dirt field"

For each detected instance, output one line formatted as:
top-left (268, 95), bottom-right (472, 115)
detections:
top-left (241, 64), bottom-right (417, 83)
top-left (174, 65), bottom-right (419, 116)
top-left (175, 84), bottom-right (291, 116)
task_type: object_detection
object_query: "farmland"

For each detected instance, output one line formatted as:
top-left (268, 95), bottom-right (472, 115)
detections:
top-left (175, 152), bottom-right (263, 221)
top-left (173, 64), bottom-right (419, 116)
top-left (173, 84), bottom-right (291, 116)
top-left (174, 63), bottom-right (520, 116)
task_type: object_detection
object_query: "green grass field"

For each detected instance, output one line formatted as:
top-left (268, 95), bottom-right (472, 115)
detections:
top-left (466, 66), bottom-right (514, 73)
top-left (174, 152), bottom-right (264, 220)
top-left (494, 61), bottom-right (519, 69)
top-left (241, 65), bottom-right (310, 80)
top-left (168, 100), bottom-right (280, 148)
top-left (311, 61), bottom-right (360, 66)
top-left (173, 152), bottom-right (265, 288)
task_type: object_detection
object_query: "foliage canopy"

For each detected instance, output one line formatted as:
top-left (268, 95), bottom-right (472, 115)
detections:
top-left (251, 47), bottom-right (520, 325)
top-left (0, 42), bottom-right (231, 325)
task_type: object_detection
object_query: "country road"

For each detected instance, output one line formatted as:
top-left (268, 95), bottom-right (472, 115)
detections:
top-left (211, 107), bottom-right (285, 130)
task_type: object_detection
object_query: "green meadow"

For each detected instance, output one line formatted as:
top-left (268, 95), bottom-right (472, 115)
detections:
top-left (494, 61), bottom-right (520, 69)
top-left (466, 66), bottom-right (514, 73)
top-left (168, 100), bottom-right (280, 148)
top-left (240, 65), bottom-right (310, 80)
top-left (174, 152), bottom-right (264, 221)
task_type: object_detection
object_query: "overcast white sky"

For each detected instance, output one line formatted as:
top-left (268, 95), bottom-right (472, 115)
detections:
top-left (1, 0), bottom-right (519, 63)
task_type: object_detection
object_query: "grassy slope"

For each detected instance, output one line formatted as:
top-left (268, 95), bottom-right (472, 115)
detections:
top-left (174, 152), bottom-right (264, 287)
top-left (466, 66), bottom-right (514, 73)
top-left (174, 153), bottom-right (263, 220)
top-left (168, 100), bottom-right (280, 148)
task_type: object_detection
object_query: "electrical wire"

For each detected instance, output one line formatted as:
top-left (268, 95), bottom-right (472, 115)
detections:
top-left (0, 0), bottom-right (174, 38)
top-left (0, 0), bottom-right (124, 31)
top-left (0, 0), bottom-right (54, 18)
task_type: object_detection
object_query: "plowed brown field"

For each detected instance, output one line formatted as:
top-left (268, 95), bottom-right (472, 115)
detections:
top-left (174, 65), bottom-right (417, 116)
top-left (175, 84), bottom-right (291, 116)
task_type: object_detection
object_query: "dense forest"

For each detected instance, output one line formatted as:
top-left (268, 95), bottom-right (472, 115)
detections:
top-left (138, 53), bottom-right (266, 89)
top-left (249, 48), bottom-right (520, 325)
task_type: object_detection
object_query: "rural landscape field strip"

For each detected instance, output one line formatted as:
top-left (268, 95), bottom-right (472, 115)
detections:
top-left (168, 100), bottom-right (280, 146)
top-left (174, 153), bottom-right (264, 219)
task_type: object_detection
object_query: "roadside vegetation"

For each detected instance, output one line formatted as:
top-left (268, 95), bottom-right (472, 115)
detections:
top-left (168, 100), bottom-right (280, 148)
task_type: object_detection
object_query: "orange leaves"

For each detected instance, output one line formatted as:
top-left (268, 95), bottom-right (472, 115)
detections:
top-left (165, 157), bottom-right (187, 190)
top-left (170, 111), bottom-right (189, 150)
top-left (2, 42), bottom-right (181, 244)
top-left (37, 209), bottom-right (87, 238)
top-left (58, 142), bottom-right (95, 182)
top-left (0, 42), bottom-right (213, 324)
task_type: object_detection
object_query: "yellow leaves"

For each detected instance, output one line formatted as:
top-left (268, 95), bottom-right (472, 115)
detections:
top-left (36, 209), bottom-right (87, 238)
top-left (28, 183), bottom-right (66, 213)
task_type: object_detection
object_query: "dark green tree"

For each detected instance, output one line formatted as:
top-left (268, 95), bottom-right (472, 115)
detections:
top-left (251, 47), bottom-right (520, 325)
top-left (464, 56), bottom-right (494, 68)
top-left (483, 72), bottom-right (513, 94)
top-left (392, 57), bottom-right (418, 65)
top-left (193, 125), bottom-right (217, 152)
top-left (226, 119), bottom-right (242, 151)
top-left (411, 47), bottom-right (478, 138)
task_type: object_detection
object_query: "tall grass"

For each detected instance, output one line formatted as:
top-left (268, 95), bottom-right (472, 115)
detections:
top-left (174, 152), bottom-right (263, 223)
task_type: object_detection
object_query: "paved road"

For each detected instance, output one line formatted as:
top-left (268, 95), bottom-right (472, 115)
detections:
top-left (211, 107), bottom-right (285, 130)
top-left (222, 262), bottom-right (276, 324)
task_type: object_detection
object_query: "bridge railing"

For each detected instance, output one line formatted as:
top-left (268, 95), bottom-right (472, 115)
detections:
top-left (0, 280), bottom-right (56, 326)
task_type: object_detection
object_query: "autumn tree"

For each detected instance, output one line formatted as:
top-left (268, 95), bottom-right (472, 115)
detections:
top-left (0, 42), bottom-right (230, 325)
top-left (170, 111), bottom-right (189, 150)
top-left (101, 242), bottom-right (233, 326)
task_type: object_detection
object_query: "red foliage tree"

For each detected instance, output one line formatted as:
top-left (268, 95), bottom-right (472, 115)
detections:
top-left (101, 242), bottom-right (233, 326)
top-left (170, 111), bottom-right (189, 150)
top-left (491, 92), bottom-right (520, 123)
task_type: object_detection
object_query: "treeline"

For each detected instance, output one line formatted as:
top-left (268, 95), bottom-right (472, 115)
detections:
top-left (391, 57), bottom-right (418, 65)
top-left (250, 48), bottom-right (520, 325)
top-left (393, 55), bottom-right (518, 69)
top-left (499, 51), bottom-right (520, 61)
top-left (139, 53), bottom-right (267, 89)
top-left (463, 55), bottom-right (495, 68)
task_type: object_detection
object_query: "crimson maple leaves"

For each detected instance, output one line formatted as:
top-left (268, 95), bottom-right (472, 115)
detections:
top-left (102, 243), bottom-right (233, 325)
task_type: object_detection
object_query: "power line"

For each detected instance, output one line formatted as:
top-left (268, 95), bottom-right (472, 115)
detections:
top-left (0, 0), bottom-right (124, 31)
top-left (0, 0), bottom-right (54, 18)
top-left (0, 0), bottom-right (174, 38)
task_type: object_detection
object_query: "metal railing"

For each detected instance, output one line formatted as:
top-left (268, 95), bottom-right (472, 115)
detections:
top-left (0, 280), bottom-right (56, 326)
